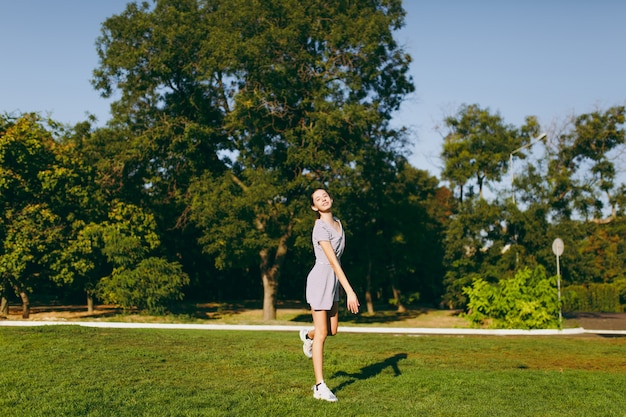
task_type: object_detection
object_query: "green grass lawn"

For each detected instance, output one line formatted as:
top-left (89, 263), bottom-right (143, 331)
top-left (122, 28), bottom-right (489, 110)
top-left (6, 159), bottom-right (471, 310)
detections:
top-left (1, 326), bottom-right (625, 416)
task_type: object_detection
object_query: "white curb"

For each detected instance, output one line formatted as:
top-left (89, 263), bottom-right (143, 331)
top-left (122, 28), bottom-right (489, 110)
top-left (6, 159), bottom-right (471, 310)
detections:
top-left (2, 320), bottom-right (623, 335)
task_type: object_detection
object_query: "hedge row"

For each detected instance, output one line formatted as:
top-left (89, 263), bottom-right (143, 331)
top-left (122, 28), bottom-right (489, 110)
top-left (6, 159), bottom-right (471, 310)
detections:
top-left (563, 283), bottom-right (624, 313)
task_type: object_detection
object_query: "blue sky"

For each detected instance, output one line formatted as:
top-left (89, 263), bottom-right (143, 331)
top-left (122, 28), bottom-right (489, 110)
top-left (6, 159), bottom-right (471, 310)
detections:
top-left (1, 1), bottom-right (625, 177)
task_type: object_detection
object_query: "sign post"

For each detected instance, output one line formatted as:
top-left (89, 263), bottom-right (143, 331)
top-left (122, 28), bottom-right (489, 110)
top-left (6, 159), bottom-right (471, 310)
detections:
top-left (552, 238), bottom-right (564, 325)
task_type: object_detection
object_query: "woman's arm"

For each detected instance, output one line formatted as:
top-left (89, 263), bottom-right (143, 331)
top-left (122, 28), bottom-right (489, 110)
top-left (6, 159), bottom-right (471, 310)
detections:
top-left (319, 240), bottom-right (360, 314)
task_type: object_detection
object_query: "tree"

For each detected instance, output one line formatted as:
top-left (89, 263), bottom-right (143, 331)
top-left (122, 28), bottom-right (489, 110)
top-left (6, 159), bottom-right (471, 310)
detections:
top-left (52, 199), bottom-right (184, 313)
top-left (0, 205), bottom-right (62, 318)
top-left (546, 106), bottom-right (626, 223)
top-left (511, 107), bottom-right (626, 223)
top-left (580, 219), bottom-right (626, 283)
top-left (340, 162), bottom-right (448, 312)
top-left (92, 0), bottom-right (414, 319)
top-left (441, 104), bottom-right (540, 201)
top-left (0, 113), bottom-right (186, 316)
top-left (509, 107), bottom-right (626, 294)
top-left (441, 196), bottom-right (511, 308)
top-left (441, 105), bottom-right (626, 311)
top-left (0, 114), bottom-right (75, 317)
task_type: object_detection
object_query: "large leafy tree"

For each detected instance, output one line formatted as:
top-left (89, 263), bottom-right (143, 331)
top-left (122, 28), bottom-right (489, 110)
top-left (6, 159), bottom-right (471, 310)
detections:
top-left (442, 106), bottom-right (626, 310)
top-left (441, 104), bottom-right (541, 201)
top-left (91, 1), bottom-right (234, 301)
top-left (441, 196), bottom-right (511, 308)
top-left (533, 106), bottom-right (626, 223)
top-left (0, 114), bottom-right (89, 317)
top-left (511, 106), bottom-right (626, 296)
top-left (94, 201), bottom-right (190, 314)
top-left (92, 0), bottom-right (414, 319)
top-left (341, 162), bottom-right (448, 312)
top-left (52, 198), bottom-right (188, 314)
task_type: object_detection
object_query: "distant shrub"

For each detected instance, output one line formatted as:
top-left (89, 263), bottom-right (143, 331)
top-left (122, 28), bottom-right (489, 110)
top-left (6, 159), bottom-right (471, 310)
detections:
top-left (463, 266), bottom-right (561, 329)
top-left (97, 257), bottom-right (190, 314)
top-left (563, 283), bottom-right (622, 313)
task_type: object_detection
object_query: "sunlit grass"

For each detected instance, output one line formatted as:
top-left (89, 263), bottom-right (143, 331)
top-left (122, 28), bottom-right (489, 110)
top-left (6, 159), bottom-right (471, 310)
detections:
top-left (1, 326), bottom-right (625, 416)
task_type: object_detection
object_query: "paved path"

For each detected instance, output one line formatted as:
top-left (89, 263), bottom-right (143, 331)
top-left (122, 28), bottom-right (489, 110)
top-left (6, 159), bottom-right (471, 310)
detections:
top-left (2, 320), bottom-right (625, 336)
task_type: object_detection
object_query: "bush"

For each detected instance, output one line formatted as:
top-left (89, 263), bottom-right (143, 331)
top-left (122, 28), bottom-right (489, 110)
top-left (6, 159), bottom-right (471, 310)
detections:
top-left (563, 283), bottom-right (622, 313)
top-left (463, 266), bottom-right (561, 329)
top-left (97, 257), bottom-right (190, 314)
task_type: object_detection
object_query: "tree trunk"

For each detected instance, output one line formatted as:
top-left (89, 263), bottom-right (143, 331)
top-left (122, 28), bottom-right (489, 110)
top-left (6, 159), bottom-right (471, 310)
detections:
top-left (0, 296), bottom-right (8, 317)
top-left (19, 290), bottom-right (30, 319)
top-left (365, 257), bottom-right (375, 314)
top-left (258, 224), bottom-right (292, 321)
top-left (261, 270), bottom-right (278, 320)
top-left (87, 294), bottom-right (94, 313)
top-left (391, 284), bottom-right (406, 313)
top-left (365, 288), bottom-right (374, 314)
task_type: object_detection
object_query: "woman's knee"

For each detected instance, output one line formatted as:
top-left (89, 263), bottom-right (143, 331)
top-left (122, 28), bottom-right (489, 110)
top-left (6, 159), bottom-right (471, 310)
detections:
top-left (314, 328), bottom-right (329, 340)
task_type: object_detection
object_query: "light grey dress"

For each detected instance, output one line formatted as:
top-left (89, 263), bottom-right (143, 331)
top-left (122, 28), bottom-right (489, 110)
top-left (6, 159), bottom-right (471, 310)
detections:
top-left (306, 218), bottom-right (345, 310)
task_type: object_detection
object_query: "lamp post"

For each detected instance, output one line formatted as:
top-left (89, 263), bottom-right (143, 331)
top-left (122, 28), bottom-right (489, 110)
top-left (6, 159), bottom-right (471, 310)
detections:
top-left (509, 133), bottom-right (547, 205)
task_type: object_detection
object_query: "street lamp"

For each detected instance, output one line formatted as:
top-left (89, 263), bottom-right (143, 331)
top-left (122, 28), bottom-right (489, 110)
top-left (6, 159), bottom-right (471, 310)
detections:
top-left (509, 132), bottom-right (547, 205)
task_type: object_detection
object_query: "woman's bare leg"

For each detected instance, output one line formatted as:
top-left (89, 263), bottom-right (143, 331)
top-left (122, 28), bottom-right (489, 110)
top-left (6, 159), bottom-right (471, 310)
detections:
top-left (311, 302), bottom-right (339, 384)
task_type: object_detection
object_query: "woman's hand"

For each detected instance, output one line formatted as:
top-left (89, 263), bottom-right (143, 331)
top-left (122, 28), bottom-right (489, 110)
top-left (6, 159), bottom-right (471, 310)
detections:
top-left (346, 292), bottom-right (360, 314)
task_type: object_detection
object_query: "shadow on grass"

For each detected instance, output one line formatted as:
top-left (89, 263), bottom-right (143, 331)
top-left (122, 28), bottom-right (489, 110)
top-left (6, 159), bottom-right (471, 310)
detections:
top-left (173, 300), bottom-right (306, 320)
top-left (330, 353), bottom-right (408, 392)
top-left (173, 301), bottom-right (262, 320)
top-left (11, 304), bottom-right (124, 319)
top-left (290, 308), bottom-right (431, 324)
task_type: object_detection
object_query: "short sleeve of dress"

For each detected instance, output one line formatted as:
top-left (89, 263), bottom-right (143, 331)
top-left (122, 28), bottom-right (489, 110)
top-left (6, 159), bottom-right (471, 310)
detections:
top-left (312, 220), bottom-right (332, 244)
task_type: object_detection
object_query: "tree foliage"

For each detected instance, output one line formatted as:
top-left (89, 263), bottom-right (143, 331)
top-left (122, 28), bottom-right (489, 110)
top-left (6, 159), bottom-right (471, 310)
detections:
top-left (92, 0), bottom-right (414, 319)
top-left (0, 114), bottom-right (74, 317)
top-left (440, 103), bottom-right (626, 314)
top-left (563, 283), bottom-right (622, 313)
top-left (464, 266), bottom-right (560, 329)
top-left (3, 5), bottom-right (626, 323)
top-left (0, 113), bottom-right (191, 316)
top-left (505, 106), bottom-right (626, 224)
top-left (97, 256), bottom-right (189, 314)
top-left (441, 197), bottom-right (511, 308)
top-left (441, 104), bottom-right (540, 200)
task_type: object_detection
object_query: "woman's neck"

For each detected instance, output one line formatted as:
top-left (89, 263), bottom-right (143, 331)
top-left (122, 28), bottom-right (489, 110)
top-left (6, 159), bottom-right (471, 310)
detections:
top-left (319, 211), bottom-right (341, 233)
top-left (319, 212), bottom-right (334, 222)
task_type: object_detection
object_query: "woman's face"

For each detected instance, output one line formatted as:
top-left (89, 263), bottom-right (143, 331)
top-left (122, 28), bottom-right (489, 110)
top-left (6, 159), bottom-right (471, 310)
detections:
top-left (311, 189), bottom-right (333, 213)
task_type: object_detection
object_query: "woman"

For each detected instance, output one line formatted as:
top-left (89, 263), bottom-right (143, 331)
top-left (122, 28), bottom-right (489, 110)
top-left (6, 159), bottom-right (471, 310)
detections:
top-left (299, 188), bottom-right (360, 402)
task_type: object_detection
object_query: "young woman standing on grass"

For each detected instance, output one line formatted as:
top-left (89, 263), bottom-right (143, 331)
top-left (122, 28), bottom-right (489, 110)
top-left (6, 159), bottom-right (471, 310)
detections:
top-left (299, 188), bottom-right (360, 402)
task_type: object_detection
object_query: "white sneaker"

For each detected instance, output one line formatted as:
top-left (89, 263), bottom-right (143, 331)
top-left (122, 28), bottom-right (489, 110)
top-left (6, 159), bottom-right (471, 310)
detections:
top-left (299, 328), bottom-right (313, 358)
top-left (313, 382), bottom-right (337, 402)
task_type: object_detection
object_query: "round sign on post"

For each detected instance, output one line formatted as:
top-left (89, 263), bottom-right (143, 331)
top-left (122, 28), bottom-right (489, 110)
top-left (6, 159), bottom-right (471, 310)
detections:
top-left (552, 238), bottom-right (564, 257)
top-left (552, 238), bottom-right (564, 325)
